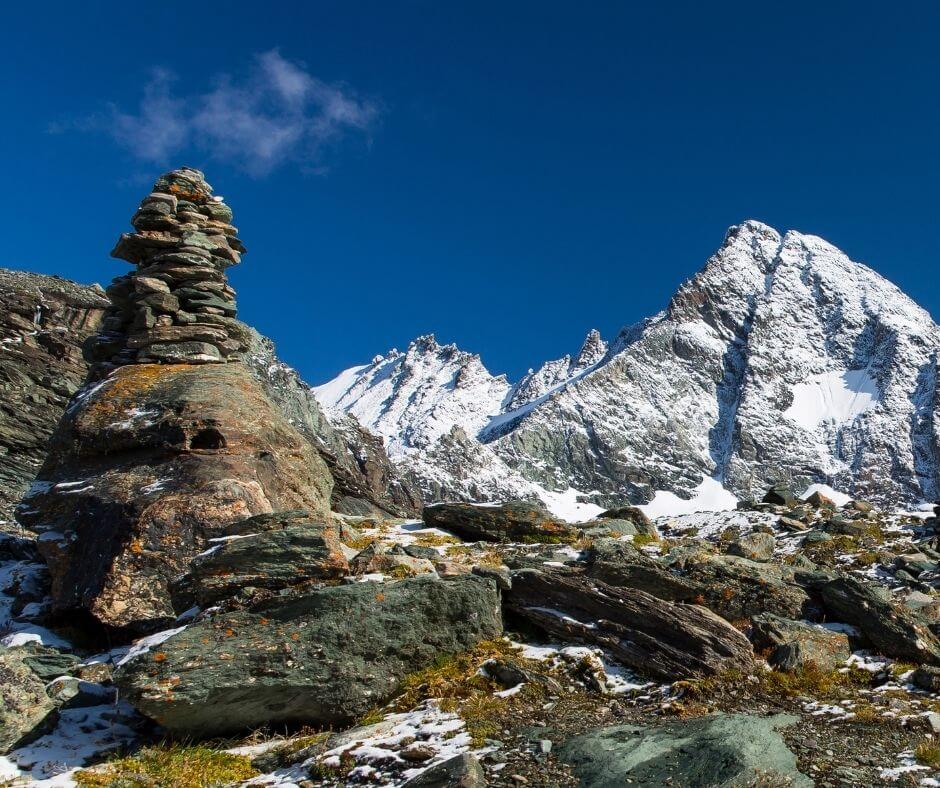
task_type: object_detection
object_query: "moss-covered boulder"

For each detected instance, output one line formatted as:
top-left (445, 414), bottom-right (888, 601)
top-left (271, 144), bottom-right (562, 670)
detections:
top-left (115, 574), bottom-right (502, 737)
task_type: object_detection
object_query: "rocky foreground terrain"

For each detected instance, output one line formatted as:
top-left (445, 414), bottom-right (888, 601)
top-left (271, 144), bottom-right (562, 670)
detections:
top-left (2, 169), bottom-right (940, 787)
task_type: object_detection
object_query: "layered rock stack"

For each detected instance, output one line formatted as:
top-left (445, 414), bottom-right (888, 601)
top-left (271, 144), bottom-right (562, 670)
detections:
top-left (91, 167), bottom-right (249, 367)
top-left (18, 169), bottom-right (335, 634)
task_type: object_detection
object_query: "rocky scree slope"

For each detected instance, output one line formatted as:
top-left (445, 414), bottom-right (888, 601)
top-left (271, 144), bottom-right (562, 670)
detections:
top-left (317, 220), bottom-right (940, 510)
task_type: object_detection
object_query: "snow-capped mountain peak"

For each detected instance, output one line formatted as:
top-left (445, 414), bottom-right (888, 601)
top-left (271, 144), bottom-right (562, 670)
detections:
top-left (315, 221), bottom-right (940, 512)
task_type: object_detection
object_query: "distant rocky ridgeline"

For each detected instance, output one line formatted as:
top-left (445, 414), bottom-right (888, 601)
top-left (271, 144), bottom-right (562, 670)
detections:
top-left (317, 221), bottom-right (940, 511)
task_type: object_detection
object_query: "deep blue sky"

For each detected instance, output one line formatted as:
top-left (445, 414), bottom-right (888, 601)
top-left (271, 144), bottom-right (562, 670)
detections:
top-left (2, 2), bottom-right (939, 384)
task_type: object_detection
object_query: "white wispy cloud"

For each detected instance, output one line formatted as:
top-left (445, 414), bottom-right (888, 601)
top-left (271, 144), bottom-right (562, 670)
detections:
top-left (57, 50), bottom-right (379, 176)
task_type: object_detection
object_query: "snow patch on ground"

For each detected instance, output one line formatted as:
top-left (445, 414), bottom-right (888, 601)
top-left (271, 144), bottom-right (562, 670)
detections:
top-left (640, 476), bottom-right (738, 519)
top-left (532, 485), bottom-right (604, 522)
top-left (785, 369), bottom-right (879, 431)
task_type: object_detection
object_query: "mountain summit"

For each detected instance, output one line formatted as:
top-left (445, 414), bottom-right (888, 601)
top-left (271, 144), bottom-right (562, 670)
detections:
top-left (316, 220), bottom-right (940, 514)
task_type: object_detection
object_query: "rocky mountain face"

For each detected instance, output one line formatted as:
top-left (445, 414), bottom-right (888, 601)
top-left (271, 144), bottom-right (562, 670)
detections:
top-left (317, 220), bottom-right (940, 511)
top-left (0, 270), bottom-right (109, 529)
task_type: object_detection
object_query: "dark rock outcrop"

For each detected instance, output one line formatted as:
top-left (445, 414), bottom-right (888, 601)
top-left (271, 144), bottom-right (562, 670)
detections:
top-left (172, 519), bottom-right (349, 608)
top-left (586, 540), bottom-right (814, 622)
top-left (401, 753), bottom-right (486, 787)
top-left (558, 713), bottom-right (811, 788)
top-left (0, 269), bottom-right (108, 529)
top-left (820, 576), bottom-right (940, 664)
top-left (115, 574), bottom-right (502, 736)
top-left (422, 501), bottom-right (577, 543)
top-left (504, 569), bottom-right (753, 680)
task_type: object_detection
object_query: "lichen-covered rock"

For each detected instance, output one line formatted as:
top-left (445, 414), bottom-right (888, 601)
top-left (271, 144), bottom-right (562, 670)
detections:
top-left (422, 501), bottom-right (577, 543)
top-left (587, 541), bottom-right (814, 622)
top-left (0, 269), bottom-right (108, 528)
top-left (401, 753), bottom-right (486, 787)
top-left (750, 613), bottom-right (853, 671)
top-left (820, 575), bottom-right (940, 664)
top-left (174, 520), bottom-right (349, 607)
top-left (0, 647), bottom-right (57, 753)
top-left (504, 569), bottom-right (753, 680)
top-left (19, 362), bottom-right (333, 633)
top-left (726, 531), bottom-right (775, 561)
top-left (114, 574), bottom-right (502, 736)
top-left (558, 713), bottom-right (811, 787)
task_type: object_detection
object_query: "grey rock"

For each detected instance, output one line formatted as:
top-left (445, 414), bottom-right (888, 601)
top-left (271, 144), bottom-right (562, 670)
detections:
top-left (174, 521), bottom-right (350, 608)
top-left (423, 501), bottom-right (578, 543)
top-left (751, 613), bottom-right (853, 671)
top-left (726, 531), bottom-right (775, 561)
top-left (401, 753), bottom-right (486, 787)
top-left (558, 713), bottom-right (811, 787)
top-left (820, 576), bottom-right (940, 664)
top-left (0, 647), bottom-right (57, 753)
top-left (115, 574), bottom-right (502, 736)
top-left (504, 569), bottom-right (753, 680)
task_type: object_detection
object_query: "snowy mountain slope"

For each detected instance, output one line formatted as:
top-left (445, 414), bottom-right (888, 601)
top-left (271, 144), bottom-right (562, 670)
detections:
top-left (315, 220), bottom-right (940, 509)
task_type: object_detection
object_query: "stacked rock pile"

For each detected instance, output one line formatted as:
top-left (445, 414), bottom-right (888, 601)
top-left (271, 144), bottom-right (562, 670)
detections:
top-left (91, 167), bottom-right (249, 366)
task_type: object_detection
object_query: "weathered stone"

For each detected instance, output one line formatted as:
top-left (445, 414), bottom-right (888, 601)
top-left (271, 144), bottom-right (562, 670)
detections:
top-left (142, 341), bottom-right (223, 363)
top-left (778, 515), bottom-right (809, 532)
top-left (19, 362), bottom-right (334, 633)
top-left (504, 569), bottom-right (753, 680)
top-left (350, 542), bottom-right (436, 577)
top-left (912, 665), bottom-right (940, 692)
top-left (823, 517), bottom-right (870, 537)
top-left (422, 501), bottom-right (577, 543)
top-left (0, 647), bottom-right (57, 753)
top-left (114, 575), bottom-right (502, 736)
top-left (763, 484), bottom-right (799, 508)
top-left (751, 613), bottom-right (853, 670)
top-left (820, 576), bottom-right (940, 664)
top-left (804, 490), bottom-right (836, 508)
top-left (726, 531), bottom-right (775, 561)
top-left (0, 270), bottom-right (108, 526)
top-left (597, 506), bottom-right (656, 535)
top-left (177, 522), bottom-right (349, 607)
top-left (558, 714), bottom-right (811, 788)
top-left (401, 753), bottom-right (487, 787)
top-left (587, 541), bottom-right (814, 622)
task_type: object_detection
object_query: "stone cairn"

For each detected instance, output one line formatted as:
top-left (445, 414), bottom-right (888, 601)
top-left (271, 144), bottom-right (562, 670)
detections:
top-left (90, 167), bottom-right (249, 367)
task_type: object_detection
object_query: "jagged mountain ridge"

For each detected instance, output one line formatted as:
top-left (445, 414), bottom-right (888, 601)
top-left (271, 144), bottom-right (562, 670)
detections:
top-left (315, 220), bottom-right (940, 510)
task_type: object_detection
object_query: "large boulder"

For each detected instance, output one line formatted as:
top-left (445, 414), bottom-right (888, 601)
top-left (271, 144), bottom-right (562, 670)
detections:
top-left (587, 540), bottom-right (813, 622)
top-left (820, 576), bottom-right (940, 664)
top-left (504, 569), bottom-right (753, 680)
top-left (0, 647), bottom-right (57, 753)
top-left (0, 269), bottom-right (108, 528)
top-left (19, 362), bottom-right (334, 633)
top-left (422, 501), bottom-right (577, 543)
top-left (558, 713), bottom-right (811, 787)
top-left (115, 574), bottom-right (502, 736)
top-left (750, 613), bottom-right (853, 671)
top-left (173, 519), bottom-right (349, 608)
